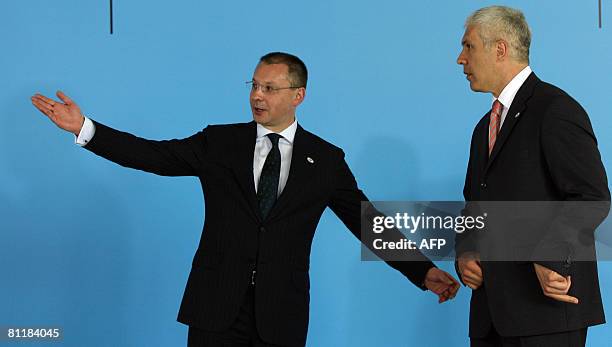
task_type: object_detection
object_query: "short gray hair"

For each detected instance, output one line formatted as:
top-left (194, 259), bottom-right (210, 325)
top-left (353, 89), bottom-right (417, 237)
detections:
top-left (466, 6), bottom-right (531, 63)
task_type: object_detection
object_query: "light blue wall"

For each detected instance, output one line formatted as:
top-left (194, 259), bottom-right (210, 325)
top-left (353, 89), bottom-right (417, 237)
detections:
top-left (2, 1), bottom-right (611, 346)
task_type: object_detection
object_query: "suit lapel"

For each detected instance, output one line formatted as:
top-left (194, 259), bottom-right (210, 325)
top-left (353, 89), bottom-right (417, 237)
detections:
top-left (266, 125), bottom-right (314, 221)
top-left (476, 118), bottom-right (489, 175)
top-left (485, 73), bottom-right (539, 173)
top-left (232, 122), bottom-right (262, 223)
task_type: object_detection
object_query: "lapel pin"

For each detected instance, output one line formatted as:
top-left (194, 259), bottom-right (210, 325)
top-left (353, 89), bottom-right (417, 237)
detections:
top-left (514, 112), bottom-right (521, 118)
top-left (307, 157), bottom-right (314, 164)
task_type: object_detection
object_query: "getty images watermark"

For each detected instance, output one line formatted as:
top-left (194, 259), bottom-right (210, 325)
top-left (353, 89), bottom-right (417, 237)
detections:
top-left (371, 211), bottom-right (486, 250)
top-left (361, 201), bottom-right (612, 262)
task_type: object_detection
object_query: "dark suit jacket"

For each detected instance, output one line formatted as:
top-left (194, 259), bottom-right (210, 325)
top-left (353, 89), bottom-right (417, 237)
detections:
top-left (460, 73), bottom-right (610, 338)
top-left (84, 120), bottom-right (434, 346)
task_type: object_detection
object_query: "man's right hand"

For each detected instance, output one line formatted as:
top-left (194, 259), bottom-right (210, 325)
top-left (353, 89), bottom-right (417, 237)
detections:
top-left (31, 91), bottom-right (84, 136)
top-left (457, 252), bottom-right (483, 290)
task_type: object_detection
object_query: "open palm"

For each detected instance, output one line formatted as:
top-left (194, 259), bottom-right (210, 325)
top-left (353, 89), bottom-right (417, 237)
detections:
top-left (31, 91), bottom-right (84, 135)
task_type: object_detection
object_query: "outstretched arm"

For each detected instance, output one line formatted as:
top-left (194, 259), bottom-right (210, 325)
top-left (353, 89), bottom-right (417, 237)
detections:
top-left (328, 150), bottom-right (459, 303)
top-left (31, 91), bottom-right (207, 177)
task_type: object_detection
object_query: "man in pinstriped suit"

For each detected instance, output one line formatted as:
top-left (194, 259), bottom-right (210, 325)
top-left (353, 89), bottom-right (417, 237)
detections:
top-left (32, 52), bottom-right (459, 347)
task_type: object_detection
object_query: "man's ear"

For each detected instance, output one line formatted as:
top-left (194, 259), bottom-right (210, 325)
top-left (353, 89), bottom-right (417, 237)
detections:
top-left (496, 40), bottom-right (509, 61)
top-left (292, 87), bottom-right (306, 107)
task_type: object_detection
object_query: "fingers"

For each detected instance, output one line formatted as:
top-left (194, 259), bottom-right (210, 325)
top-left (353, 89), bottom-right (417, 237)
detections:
top-left (436, 288), bottom-right (452, 303)
top-left (533, 265), bottom-right (578, 303)
top-left (437, 282), bottom-right (460, 304)
top-left (535, 264), bottom-right (574, 296)
top-left (461, 271), bottom-right (482, 289)
top-left (444, 285), bottom-right (459, 301)
top-left (443, 271), bottom-right (460, 285)
top-left (545, 269), bottom-right (566, 283)
top-left (459, 259), bottom-right (482, 278)
top-left (467, 261), bottom-right (483, 278)
top-left (31, 93), bottom-right (72, 131)
top-left (544, 275), bottom-right (571, 293)
top-left (463, 280), bottom-right (481, 290)
top-left (425, 282), bottom-right (456, 301)
top-left (32, 93), bottom-right (58, 107)
top-left (426, 269), bottom-right (459, 288)
top-left (438, 293), bottom-right (449, 304)
top-left (31, 96), bottom-right (56, 119)
top-left (427, 281), bottom-right (449, 295)
top-left (545, 293), bottom-right (579, 304)
top-left (542, 276), bottom-right (573, 297)
top-left (434, 269), bottom-right (460, 286)
top-left (448, 278), bottom-right (460, 293)
top-left (460, 260), bottom-right (483, 290)
top-left (426, 271), bottom-right (460, 304)
top-left (424, 270), bottom-right (460, 303)
top-left (56, 90), bottom-right (73, 105)
top-left (443, 272), bottom-right (460, 297)
top-left (462, 269), bottom-right (482, 284)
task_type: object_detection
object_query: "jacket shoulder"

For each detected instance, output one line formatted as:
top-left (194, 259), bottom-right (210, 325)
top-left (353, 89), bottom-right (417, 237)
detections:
top-left (531, 80), bottom-right (587, 117)
top-left (203, 122), bottom-right (253, 133)
top-left (298, 127), bottom-right (345, 156)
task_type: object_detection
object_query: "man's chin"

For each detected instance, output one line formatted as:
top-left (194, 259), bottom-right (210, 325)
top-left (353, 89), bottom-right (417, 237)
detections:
top-left (252, 115), bottom-right (269, 127)
top-left (469, 83), bottom-right (486, 93)
top-left (252, 112), bottom-right (266, 122)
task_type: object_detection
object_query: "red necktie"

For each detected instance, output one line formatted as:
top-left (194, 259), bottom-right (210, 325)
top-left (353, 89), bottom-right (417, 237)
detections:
top-left (488, 100), bottom-right (503, 156)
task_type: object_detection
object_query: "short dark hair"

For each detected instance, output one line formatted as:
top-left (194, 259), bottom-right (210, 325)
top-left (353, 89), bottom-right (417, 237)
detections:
top-left (259, 52), bottom-right (308, 88)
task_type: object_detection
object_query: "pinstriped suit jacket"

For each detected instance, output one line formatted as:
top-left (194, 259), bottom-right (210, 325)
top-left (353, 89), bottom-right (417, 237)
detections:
top-left (85, 120), bottom-right (434, 346)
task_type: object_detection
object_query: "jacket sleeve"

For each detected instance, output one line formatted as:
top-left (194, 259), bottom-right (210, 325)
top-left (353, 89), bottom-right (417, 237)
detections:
top-left (84, 120), bottom-right (209, 177)
top-left (534, 96), bottom-right (610, 275)
top-left (327, 149), bottom-right (435, 290)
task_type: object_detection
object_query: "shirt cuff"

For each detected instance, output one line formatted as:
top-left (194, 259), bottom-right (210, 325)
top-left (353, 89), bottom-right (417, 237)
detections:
top-left (75, 116), bottom-right (95, 146)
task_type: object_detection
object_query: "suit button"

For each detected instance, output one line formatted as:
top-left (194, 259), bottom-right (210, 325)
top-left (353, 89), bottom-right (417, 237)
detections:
top-left (260, 226), bottom-right (265, 232)
top-left (480, 183), bottom-right (487, 188)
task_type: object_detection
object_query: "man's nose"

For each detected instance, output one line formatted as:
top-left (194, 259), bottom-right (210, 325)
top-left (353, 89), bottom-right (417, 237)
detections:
top-left (457, 51), bottom-right (466, 65)
top-left (251, 88), bottom-right (264, 100)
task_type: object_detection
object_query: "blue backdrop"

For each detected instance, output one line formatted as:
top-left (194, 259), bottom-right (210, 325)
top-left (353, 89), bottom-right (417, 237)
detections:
top-left (2, 1), bottom-right (611, 346)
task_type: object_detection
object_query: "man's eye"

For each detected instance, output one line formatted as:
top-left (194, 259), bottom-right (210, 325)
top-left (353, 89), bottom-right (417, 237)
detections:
top-left (251, 83), bottom-right (259, 90)
top-left (264, 86), bottom-right (274, 93)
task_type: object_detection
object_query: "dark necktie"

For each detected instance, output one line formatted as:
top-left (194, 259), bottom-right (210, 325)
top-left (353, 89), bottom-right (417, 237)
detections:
top-left (257, 133), bottom-right (282, 219)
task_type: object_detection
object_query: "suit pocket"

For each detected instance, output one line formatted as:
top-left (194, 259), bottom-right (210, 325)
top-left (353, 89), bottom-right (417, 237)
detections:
top-left (292, 271), bottom-right (310, 292)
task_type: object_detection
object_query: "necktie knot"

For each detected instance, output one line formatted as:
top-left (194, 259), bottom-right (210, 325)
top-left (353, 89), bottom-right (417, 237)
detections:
top-left (491, 100), bottom-right (503, 119)
top-left (267, 133), bottom-right (282, 148)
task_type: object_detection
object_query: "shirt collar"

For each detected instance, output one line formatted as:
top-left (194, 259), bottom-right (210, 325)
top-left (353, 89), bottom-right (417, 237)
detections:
top-left (256, 118), bottom-right (298, 145)
top-left (494, 65), bottom-right (532, 109)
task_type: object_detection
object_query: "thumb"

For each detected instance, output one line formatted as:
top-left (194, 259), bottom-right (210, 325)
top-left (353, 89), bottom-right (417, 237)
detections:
top-left (56, 90), bottom-right (73, 105)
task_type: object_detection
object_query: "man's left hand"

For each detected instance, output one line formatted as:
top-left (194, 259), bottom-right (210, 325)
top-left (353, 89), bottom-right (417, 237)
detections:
top-left (424, 267), bottom-right (460, 303)
top-left (533, 263), bottom-right (578, 304)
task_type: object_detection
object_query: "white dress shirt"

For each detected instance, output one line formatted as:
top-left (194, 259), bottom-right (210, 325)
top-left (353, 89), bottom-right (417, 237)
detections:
top-left (75, 117), bottom-right (96, 146)
top-left (76, 117), bottom-right (298, 197)
top-left (494, 65), bottom-right (532, 129)
top-left (253, 120), bottom-right (297, 197)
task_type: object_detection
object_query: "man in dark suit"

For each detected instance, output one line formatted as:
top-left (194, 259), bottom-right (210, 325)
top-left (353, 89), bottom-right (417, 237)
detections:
top-left (455, 6), bottom-right (610, 347)
top-left (31, 52), bottom-right (459, 347)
